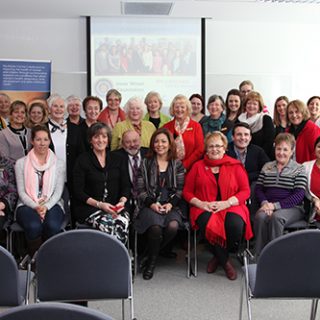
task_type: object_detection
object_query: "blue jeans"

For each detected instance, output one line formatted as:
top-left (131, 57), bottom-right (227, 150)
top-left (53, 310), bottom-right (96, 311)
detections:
top-left (16, 204), bottom-right (64, 240)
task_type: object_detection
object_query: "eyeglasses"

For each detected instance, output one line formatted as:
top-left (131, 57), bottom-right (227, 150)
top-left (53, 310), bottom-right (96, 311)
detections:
top-left (207, 144), bottom-right (224, 149)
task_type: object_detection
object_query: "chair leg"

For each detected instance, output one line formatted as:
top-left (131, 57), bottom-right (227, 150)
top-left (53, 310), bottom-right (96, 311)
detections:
top-left (310, 299), bottom-right (318, 320)
top-left (239, 273), bottom-right (244, 320)
top-left (193, 229), bottom-right (197, 277)
top-left (187, 226), bottom-right (191, 278)
top-left (134, 230), bottom-right (138, 277)
top-left (122, 299), bottom-right (125, 320)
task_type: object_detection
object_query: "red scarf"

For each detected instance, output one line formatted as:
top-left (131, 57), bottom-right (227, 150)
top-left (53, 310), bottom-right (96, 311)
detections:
top-left (203, 154), bottom-right (244, 247)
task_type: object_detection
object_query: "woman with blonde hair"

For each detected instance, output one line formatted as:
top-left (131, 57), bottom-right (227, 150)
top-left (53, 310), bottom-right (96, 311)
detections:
top-left (26, 100), bottom-right (48, 128)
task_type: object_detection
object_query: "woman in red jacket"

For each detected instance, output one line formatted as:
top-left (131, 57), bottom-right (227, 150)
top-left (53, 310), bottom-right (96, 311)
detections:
top-left (287, 99), bottom-right (320, 164)
top-left (183, 131), bottom-right (252, 280)
top-left (163, 94), bottom-right (204, 171)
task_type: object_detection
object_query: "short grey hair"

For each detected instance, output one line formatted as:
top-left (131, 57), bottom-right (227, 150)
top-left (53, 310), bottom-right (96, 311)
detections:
top-left (123, 96), bottom-right (147, 118)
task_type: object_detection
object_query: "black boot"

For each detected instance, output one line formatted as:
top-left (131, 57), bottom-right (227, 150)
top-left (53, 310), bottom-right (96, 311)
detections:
top-left (143, 255), bottom-right (157, 280)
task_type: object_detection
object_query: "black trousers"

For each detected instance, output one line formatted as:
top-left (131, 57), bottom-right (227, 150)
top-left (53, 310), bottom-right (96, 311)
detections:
top-left (196, 211), bottom-right (244, 266)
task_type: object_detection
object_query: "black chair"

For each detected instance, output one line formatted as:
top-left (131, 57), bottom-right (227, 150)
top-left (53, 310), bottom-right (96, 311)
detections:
top-left (0, 246), bottom-right (32, 307)
top-left (0, 302), bottom-right (112, 320)
top-left (239, 229), bottom-right (320, 320)
top-left (35, 229), bottom-right (135, 320)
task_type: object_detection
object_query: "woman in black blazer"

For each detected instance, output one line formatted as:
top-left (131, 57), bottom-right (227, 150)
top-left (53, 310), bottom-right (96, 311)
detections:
top-left (73, 122), bottom-right (131, 243)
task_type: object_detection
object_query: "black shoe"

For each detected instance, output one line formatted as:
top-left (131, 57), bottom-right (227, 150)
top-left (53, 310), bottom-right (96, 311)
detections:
top-left (139, 255), bottom-right (149, 271)
top-left (160, 250), bottom-right (177, 259)
top-left (143, 256), bottom-right (157, 280)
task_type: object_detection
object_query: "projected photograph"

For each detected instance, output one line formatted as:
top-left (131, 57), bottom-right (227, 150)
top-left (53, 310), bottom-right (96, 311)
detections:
top-left (94, 37), bottom-right (197, 76)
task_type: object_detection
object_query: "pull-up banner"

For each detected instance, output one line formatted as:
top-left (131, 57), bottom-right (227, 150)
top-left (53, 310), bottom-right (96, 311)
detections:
top-left (0, 59), bottom-right (51, 103)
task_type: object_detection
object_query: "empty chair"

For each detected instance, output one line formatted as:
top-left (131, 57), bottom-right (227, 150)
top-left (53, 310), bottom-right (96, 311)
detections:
top-left (35, 229), bottom-right (135, 320)
top-left (0, 246), bottom-right (31, 307)
top-left (0, 302), bottom-right (112, 320)
top-left (239, 229), bottom-right (320, 320)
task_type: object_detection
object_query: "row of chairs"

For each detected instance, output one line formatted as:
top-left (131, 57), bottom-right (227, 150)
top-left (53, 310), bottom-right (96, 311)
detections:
top-left (0, 230), bottom-right (135, 320)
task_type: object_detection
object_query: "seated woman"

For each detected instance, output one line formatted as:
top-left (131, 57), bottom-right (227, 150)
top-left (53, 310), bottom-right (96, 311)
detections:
top-left (303, 136), bottom-right (320, 222)
top-left (73, 122), bottom-right (131, 244)
top-left (0, 156), bottom-right (18, 241)
top-left (183, 131), bottom-right (252, 280)
top-left (134, 128), bottom-right (185, 280)
top-left (201, 95), bottom-right (234, 142)
top-left (0, 100), bottom-right (31, 163)
top-left (163, 94), bottom-right (204, 171)
top-left (111, 96), bottom-right (156, 150)
top-left (15, 125), bottom-right (65, 257)
top-left (238, 91), bottom-right (275, 159)
top-left (143, 91), bottom-right (170, 129)
top-left (254, 133), bottom-right (307, 256)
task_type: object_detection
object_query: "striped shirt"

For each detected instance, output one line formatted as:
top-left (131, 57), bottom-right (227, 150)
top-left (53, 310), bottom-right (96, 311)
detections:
top-left (255, 159), bottom-right (307, 209)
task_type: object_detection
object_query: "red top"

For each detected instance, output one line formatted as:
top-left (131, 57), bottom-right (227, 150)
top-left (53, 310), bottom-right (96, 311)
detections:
top-left (163, 119), bottom-right (204, 171)
top-left (293, 120), bottom-right (320, 164)
top-left (98, 107), bottom-right (126, 129)
top-left (183, 155), bottom-right (253, 246)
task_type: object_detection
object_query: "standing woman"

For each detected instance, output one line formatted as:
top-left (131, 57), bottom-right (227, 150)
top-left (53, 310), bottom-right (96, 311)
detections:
top-left (143, 91), bottom-right (170, 129)
top-left (0, 100), bottom-right (31, 163)
top-left (73, 122), bottom-right (131, 244)
top-left (134, 128), bottom-right (185, 280)
top-left (0, 93), bottom-right (11, 129)
top-left (189, 93), bottom-right (205, 123)
top-left (183, 131), bottom-right (252, 280)
top-left (111, 97), bottom-right (156, 150)
top-left (238, 91), bottom-right (275, 159)
top-left (287, 99), bottom-right (320, 164)
top-left (225, 89), bottom-right (242, 123)
top-left (307, 96), bottom-right (320, 127)
top-left (66, 95), bottom-right (84, 125)
top-left (303, 136), bottom-right (320, 222)
top-left (273, 96), bottom-right (289, 136)
top-left (26, 100), bottom-right (48, 128)
top-left (79, 96), bottom-right (103, 151)
top-left (15, 125), bottom-right (65, 256)
top-left (163, 94), bottom-right (204, 171)
top-left (201, 94), bottom-right (234, 142)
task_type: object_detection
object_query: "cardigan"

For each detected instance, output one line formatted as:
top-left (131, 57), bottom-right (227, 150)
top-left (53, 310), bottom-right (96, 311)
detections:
top-left (0, 127), bottom-right (31, 163)
top-left (0, 156), bottom-right (17, 214)
top-left (183, 157), bottom-right (252, 241)
top-left (111, 119), bottom-right (156, 151)
top-left (137, 157), bottom-right (185, 209)
top-left (15, 155), bottom-right (65, 213)
top-left (163, 119), bottom-right (204, 171)
top-left (255, 159), bottom-right (307, 209)
top-left (143, 112), bottom-right (171, 128)
top-left (73, 149), bottom-right (131, 223)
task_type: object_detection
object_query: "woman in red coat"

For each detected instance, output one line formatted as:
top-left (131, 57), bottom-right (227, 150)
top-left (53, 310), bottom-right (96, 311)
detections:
top-left (287, 99), bottom-right (320, 164)
top-left (163, 94), bottom-right (204, 171)
top-left (183, 131), bottom-right (252, 280)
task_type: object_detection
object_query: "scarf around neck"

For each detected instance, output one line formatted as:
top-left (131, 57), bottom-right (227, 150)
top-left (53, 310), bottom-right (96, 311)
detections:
top-left (238, 112), bottom-right (264, 134)
top-left (202, 113), bottom-right (226, 135)
top-left (174, 117), bottom-right (190, 160)
top-left (24, 148), bottom-right (57, 204)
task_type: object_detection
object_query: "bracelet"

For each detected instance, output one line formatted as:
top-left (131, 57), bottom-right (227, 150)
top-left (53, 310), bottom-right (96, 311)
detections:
top-left (96, 201), bottom-right (101, 209)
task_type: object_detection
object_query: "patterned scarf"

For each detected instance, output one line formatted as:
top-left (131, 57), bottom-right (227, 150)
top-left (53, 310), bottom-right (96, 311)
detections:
top-left (174, 117), bottom-right (190, 160)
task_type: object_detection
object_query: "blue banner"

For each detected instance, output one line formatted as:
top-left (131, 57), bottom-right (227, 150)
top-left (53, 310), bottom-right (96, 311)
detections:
top-left (0, 60), bottom-right (51, 92)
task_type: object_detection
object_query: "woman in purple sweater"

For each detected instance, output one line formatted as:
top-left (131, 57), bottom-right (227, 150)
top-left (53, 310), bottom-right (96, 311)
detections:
top-left (254, 133), bottom-right (307, 256)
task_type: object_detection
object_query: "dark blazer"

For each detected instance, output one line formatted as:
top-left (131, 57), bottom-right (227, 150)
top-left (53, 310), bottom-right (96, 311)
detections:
top-left (73, 149), bottom-right (131, 223)
top-left (227, 142), bottom-right (269, 184)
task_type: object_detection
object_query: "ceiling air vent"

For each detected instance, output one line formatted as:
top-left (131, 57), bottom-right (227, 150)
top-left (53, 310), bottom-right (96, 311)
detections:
top-left (122, 2), bottom-right (174, 15)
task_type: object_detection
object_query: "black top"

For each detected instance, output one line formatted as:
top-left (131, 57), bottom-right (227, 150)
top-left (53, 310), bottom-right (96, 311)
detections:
top-left (73, 149), bottom-right (131, 223)
top-left (227, 142), bottom-right (269, 184)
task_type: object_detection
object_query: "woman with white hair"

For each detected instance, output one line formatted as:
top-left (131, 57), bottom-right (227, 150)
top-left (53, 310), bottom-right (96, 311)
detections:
top-left (111, 96), bottom-right (156, 150)
top-left (163, 94), bottom-right (204, 171)
top-left (66, 95), bottom-right (84, 125)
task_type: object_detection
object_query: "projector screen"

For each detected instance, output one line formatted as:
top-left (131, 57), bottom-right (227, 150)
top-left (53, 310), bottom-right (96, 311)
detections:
top-left (89, 17), bottom-right (203, 114)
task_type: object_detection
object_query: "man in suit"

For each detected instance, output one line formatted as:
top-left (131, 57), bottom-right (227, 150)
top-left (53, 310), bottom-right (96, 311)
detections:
top-left (227, 122), bottom-right (269, 221)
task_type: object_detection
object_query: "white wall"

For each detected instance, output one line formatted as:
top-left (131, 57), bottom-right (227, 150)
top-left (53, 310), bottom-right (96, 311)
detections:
top-left (1, 16), bottom-right (320, 114)
top-left (0, 18), bottom-right (87, 99)
top-left (205, 20), bottom-right (320, 113)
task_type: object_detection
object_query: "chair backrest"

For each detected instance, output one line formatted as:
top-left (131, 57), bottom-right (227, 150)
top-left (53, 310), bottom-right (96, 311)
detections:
top-left (0, 302), bottom-right (112, 320)
top-left (254, 229), bottom-right (320, 298)
top-left (36, 229), bottom-right (131, 302)
top-left (0, 246), bottom-right (25, 306)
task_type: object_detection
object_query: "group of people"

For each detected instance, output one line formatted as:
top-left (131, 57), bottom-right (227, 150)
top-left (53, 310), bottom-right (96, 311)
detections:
top-left (1, 82), bottom-right (320, 282)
